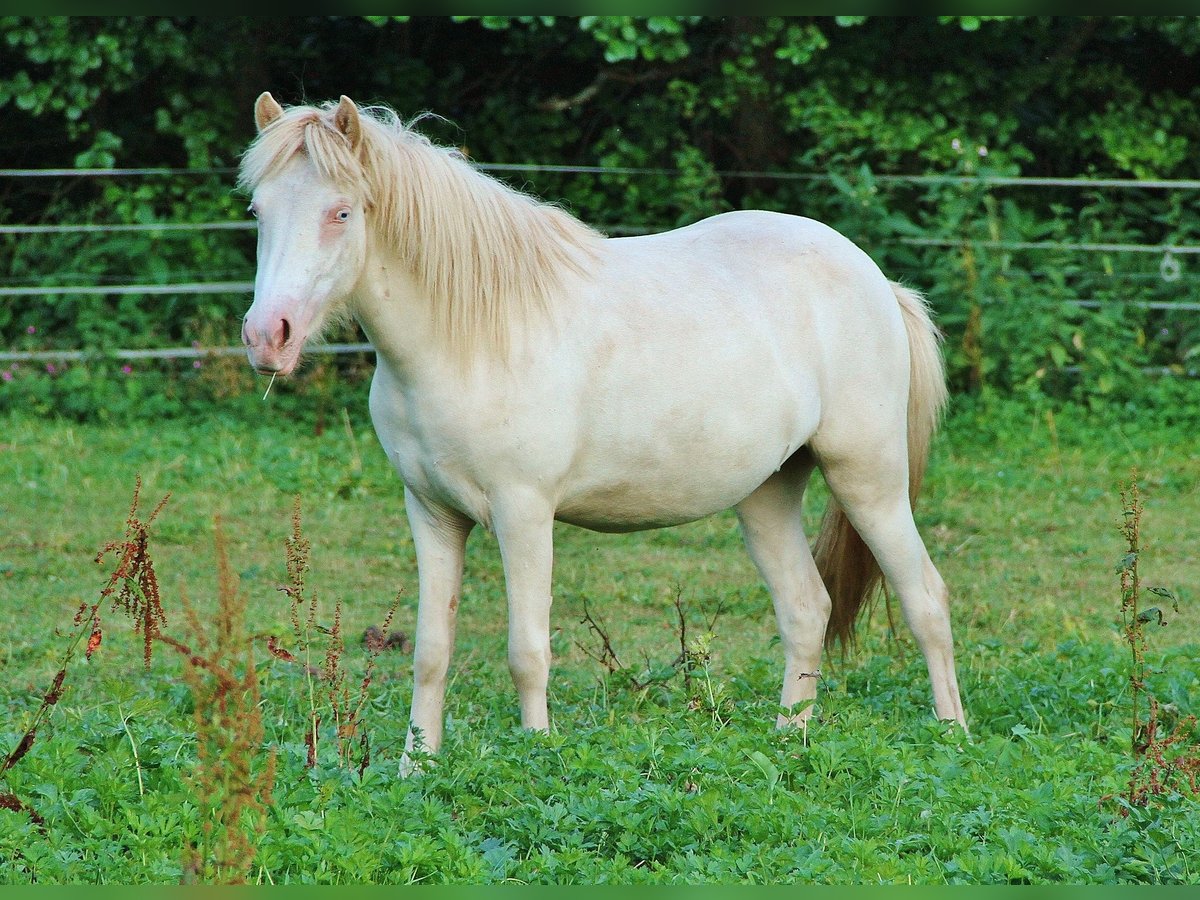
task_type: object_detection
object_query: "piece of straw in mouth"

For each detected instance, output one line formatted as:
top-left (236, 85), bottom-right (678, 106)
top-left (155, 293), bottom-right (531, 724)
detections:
top-left (263, 371), bottom-right (277, 401)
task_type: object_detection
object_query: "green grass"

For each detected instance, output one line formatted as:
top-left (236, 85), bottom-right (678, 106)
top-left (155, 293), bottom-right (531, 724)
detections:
top-left (1, 394), bottom-right (1198, 883)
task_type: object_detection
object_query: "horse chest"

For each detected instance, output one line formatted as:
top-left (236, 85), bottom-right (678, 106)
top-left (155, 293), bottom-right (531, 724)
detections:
top-left (378, 426), bottom-right (494, 525)
top-left (370, 377), bottom-right (563, 527)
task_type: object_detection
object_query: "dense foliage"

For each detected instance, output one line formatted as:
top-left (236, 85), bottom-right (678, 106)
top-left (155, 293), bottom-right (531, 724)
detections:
top-left (4, 644), bottom-right (1199, 884)
top-left (3, 16), bottom-right (1200, 412)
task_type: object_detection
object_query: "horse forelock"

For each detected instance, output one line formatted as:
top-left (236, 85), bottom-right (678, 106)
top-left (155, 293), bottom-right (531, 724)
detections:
top-left (238, 104), bottom-right (371, 202)
top-left (240, 99), bottom-right (603, 360)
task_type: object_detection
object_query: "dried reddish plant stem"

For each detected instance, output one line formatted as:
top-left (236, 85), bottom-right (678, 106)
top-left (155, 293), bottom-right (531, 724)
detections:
top-left (2, 730), bottom-right (37, 773)
top-left (576, 590), bottom-right (725, 694)
top-left (674, 589), bottom-right (690, 691)
top-left (1118, 475), bottom-right (1146, 754)
top-left (1112, 471), bottom-right (1200, 811)
top-left (281, 496), bottom-right (322, 767)
top-left (267, 498), bottom-right (395, 774)
top-left (94, 475), bottom-right (170, 669)
top-left (335, 593), bottom-right (400, 772)
top-left (576, 597), bottom-right (625, 675)
top-left (325, 599), bottom-right (348, 762)
top-left (165, 520), bottom-right (275, 885)
top-left (283, 495), bottom-right (312, 638)
top-left (0, 792), bottom-right (45, 828)
top-left (3, 478), bottom-right (168, 813)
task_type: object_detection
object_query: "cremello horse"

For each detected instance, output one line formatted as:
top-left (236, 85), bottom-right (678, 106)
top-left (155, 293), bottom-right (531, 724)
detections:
top-left (239, 93), bottom-right (966, 764)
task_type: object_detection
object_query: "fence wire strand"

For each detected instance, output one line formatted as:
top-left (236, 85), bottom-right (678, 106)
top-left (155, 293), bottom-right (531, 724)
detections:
top-left (3, 165), bottom-right (1198, 365)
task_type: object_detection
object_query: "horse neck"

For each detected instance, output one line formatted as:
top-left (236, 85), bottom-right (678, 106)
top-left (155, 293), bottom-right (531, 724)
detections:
top-left (351, 236), bottom-right (441, 378)
top-left (352, 223), bottom-right (590, 383)
top-left (350, 235), bottom-right (517, 384)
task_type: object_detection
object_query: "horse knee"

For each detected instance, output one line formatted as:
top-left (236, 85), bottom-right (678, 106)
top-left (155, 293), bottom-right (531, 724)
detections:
top-left (413, 639), bottom-right (451, 688)
top-left (508, 641), bottom-right (551, 693)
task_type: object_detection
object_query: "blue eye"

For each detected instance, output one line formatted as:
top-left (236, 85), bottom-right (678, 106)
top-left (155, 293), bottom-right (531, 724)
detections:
top-left (336, 208), bottom-right (351, 222)
top-left (247, 204), bottom-right (259, 218)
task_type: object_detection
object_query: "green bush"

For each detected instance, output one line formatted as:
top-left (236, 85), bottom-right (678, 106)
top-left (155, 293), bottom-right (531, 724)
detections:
top-left (3, 17), bottom-right (1199, 418)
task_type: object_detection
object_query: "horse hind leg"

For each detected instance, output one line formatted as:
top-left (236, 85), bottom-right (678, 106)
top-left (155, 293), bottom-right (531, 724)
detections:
top-left (736, 455), bottom-right (831, 728)
top-left (816, 435), bottom-right (966, 727)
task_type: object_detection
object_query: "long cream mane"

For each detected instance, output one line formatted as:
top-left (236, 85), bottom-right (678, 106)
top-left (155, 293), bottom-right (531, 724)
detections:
top-left (238, 99), bottom-right (603, 357)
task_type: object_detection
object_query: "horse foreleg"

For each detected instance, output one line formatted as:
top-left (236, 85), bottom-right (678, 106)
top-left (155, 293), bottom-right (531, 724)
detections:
top-left (492, 492), bottom-right (556, 732)
top-left (403, 488), bottom-right (474, 770)
top-left (736, 460), bottom-right (829, 729)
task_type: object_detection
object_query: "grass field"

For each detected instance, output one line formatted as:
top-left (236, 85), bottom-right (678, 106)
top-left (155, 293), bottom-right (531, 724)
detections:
top-left (1, 393), bottom-right (1198, 883)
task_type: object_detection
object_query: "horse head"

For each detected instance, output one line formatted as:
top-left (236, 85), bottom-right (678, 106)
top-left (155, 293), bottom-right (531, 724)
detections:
top-left (240, 92), bottom-right (369, 376)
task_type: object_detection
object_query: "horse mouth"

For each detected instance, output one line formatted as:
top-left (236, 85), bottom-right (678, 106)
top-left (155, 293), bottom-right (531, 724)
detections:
top-left (253, 359), bottom-right (297, 377)
top-left (247, 344), bottom-right (301, 378)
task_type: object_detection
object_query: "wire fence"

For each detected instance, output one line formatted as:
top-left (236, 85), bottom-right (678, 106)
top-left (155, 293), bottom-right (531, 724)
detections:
top-left (3, 165), bottom-right (1199, 365)
top-left (6, 165), bottom-right (1200, 190)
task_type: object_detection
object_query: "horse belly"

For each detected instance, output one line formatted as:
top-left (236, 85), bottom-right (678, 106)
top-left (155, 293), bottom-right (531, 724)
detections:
top-left (555, 473), bottom-right (769, 533)
top-left (555, 387), bottom-right (815, 533)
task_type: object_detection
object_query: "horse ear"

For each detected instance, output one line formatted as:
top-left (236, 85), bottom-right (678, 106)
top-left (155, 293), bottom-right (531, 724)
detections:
top-left (254, 92), bottom-right (283, 133)
top-left (333, 95), bottom-right (363, 149)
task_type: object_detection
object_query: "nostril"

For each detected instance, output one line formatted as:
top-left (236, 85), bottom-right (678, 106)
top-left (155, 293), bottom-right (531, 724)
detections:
top-left (280, 318), bottom-right (292, 346)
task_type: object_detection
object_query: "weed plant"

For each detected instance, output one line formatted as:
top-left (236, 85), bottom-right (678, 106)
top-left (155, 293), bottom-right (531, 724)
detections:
top-left (1111, 473), bottom-right (1200, 812)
